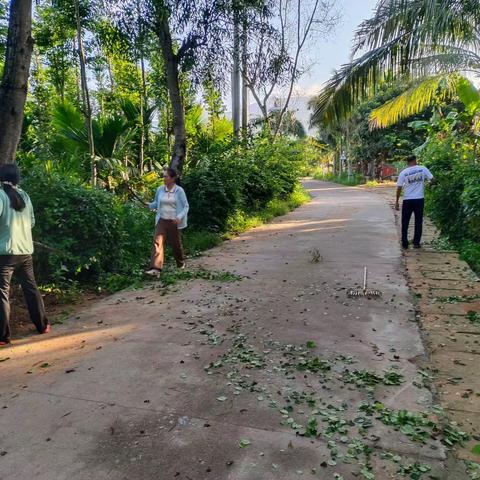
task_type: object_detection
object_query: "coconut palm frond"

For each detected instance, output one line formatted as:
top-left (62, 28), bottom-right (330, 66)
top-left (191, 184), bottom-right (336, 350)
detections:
top-left (355, 0), bottom-right (480, 55)
top-left (456, 76), bottom-right (480, 114)
top-left (369, 74), bottom-right (460, 129)
top-left (311, 0), bottom-right (480, 128)
top-left (310, 36), bottom-right (411, 126)
top-left (411, 47), bottom-right (480, 74)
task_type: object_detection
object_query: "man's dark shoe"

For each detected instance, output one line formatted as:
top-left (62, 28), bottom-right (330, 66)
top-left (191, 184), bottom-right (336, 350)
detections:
top-left (402, 244), bottom-right (409, 250)
top-left (413, 244), bottom-right (421, 249)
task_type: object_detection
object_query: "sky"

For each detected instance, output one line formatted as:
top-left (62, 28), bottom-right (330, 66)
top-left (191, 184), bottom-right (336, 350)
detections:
top-left (239, 0), bottom-right (379, 128)
top-left (296, 0), bottom-right (379, 97)
top-left (226, 0), bottom-right (379, 122)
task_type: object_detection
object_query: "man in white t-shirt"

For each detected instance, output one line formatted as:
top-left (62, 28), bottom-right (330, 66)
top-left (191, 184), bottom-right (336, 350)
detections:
top-left (395, 155), bottom-right (434, 249)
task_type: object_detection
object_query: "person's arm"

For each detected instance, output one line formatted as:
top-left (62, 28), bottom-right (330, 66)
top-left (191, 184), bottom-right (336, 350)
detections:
top-left (148, 188), bottom-right (160, 210)
top-left (395, 187), bottom-right (402, 211)
top-left (176, 188), bottom-right (189, 222)
top-left (20, 191), bottom-right (34, 227)
top-left (395, 172), bottom-right (404, 211)
top-left (424, 167), bottom-right (435, 185)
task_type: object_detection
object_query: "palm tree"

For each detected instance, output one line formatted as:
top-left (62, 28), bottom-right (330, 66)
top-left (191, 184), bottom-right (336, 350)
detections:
top-left (311, 0), bottom-right (480, 129)
top-left (51, 101), bottom-right (136, 184)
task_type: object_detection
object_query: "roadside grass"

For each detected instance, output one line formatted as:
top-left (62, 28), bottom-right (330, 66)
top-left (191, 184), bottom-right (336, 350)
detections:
top-left (226, 184), bottom-right (310, 236)
top-left (313, 170), bottom-right (366, 186)
top-left (459, 240), bottom-right (480, 275)
top-left (364, 179), bottom-right (383, 187)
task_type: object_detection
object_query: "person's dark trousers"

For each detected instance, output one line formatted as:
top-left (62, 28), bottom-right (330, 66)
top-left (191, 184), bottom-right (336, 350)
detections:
top-left (401, 198), bottom-right (425, 248)
top-left (0, 255), bottom-right (48, 343)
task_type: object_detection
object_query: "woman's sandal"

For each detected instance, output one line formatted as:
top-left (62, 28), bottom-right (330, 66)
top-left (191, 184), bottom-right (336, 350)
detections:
top-left (41, 325), bottom-right (52, 334)
top-left (145, 268), bottom-right (161, 277)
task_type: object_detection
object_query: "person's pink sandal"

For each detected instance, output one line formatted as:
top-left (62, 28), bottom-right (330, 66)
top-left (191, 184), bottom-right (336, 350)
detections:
top-left (41, 324), bottom-right (51, 334)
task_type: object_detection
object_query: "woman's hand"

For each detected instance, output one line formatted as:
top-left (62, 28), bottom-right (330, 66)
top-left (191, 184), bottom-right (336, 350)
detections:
top-left (174, 218), bottom-right (181, 225)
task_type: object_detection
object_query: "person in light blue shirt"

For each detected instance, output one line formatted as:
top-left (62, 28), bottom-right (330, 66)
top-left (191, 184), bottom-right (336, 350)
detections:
top-left (145, 167), bottom-right (189, 276)
top-left (0, 164), bottom-right (49, 346)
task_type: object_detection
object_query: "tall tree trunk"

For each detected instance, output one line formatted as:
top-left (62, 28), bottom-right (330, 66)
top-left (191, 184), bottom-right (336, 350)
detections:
top-left (75, 0), bottom-right (96, 186)
top-left (140, 55), bottom-right (150, 170)
top-left (73, 40), bottom-right (81, 107)
top-left (137, 58), bottom-right (145, 175)
top-left (273, 0), bottom-right (321, 138)
top-left (137, 0), bottom-right (146, 174)
top-left (107, 56), bottom-right (115, 93)
top-left (0, 0), bottom-right (33, 164)
top-left (155, 15), bottom-right (186, 174)
top-left (231, 7), bottom-right (241, 138)
top-left (241, 18), bottom-right (248, 140)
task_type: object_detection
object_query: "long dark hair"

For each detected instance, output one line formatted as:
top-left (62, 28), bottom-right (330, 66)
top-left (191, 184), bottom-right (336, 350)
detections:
top-left (165, 167), bottom-right (181, 186)
top-left (0, 164), bottom-right (26, 212)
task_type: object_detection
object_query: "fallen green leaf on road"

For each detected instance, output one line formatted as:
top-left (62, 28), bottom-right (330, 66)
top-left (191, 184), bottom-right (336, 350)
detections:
top-left (472, 444), bottom-right (480, 455)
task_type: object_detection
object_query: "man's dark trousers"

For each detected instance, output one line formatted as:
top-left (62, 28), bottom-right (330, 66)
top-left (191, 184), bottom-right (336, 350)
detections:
top-left (0, 255), bottom-right (48, 342)
top-left (401, 198), bottom-right (424, 248)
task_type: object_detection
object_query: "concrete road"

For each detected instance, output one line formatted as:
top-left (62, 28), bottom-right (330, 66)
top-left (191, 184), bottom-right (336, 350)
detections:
top-left (0, 181), bottom-right (467, 479)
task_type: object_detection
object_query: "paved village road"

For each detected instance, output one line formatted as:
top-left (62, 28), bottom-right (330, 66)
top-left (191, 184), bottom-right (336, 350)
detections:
top-left (0, 181), bottom-right (468, 480)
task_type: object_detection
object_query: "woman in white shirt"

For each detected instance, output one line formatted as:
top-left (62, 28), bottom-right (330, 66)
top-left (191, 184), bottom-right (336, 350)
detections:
top-left (146, 168), bottom-right (189, 275)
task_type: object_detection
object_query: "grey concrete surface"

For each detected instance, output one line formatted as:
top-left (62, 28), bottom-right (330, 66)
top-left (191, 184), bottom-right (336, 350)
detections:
top-left (0, 181), bottom-right (467, 479)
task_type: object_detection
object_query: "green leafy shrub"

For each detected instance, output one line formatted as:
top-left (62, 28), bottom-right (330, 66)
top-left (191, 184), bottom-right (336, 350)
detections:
top-left (23, 169), bottom-right (152, 283)
top-left (183, 138), bottom-right (303, 231)
top-left (419, 124), bottom-right (480, 273)
top-left (182, 155), bottom-right (242, 231)
top-left (19, 137), bottom-right (308, 290)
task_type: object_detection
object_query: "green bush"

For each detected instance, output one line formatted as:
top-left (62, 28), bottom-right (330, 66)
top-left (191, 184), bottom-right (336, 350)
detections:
top-left (23, 169), bottom-right (152, 283)
top-left (420, 128), bottom-right (480, 273)
top-left (183, 138), bottom-right (303, 231)
top-left (19, 137), bottom-right (309, 290)
top-left (182, 155), bottom-right (242, 231)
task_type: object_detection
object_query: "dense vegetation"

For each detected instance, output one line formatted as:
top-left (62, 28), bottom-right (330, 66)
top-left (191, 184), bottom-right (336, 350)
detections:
top-left (0, 0), bottom-right (339, 292)
top-left (310, 0), bottom-right (480, 273)
top-left (418, 110), bottom-right (480, 272)
top-left (24, 139), bottom-right (308, 291)
top-left (311, 84), bottom-right (428, 181)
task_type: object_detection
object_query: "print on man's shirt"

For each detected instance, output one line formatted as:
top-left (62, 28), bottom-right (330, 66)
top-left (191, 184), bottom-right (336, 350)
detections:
top-left (405, 170), bottom-right (425, 184)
